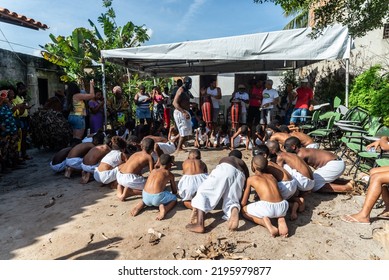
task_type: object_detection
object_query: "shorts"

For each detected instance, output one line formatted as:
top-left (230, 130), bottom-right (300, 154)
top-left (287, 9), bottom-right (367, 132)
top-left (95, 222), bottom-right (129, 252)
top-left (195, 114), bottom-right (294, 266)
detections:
top-left (246, 200), bottom-right (289, 218)
top-left (283, 164), bottom-right (314, 192)
top-left (174, 109), bottom-right (192, 137)
top-left (81, 163), bottom-right (98, 173)
top-left (68, 115), bottom-right (85, 130)
top-left (65, 157), bottom-right (83, 170)
top-left (312, 159), bottom-right (346, 192)
top-left (94, 168), bottom-right (118, 184)
top-left (157, 142), bottom-right (176, 155)
top-left (306, 143), bottom-right (320, 149)
top-left (50, 160), bottom-right (66, 173)
top-left (178, 173), bottom-right (208, 201)
top-left (116, 170), bottom-right (146, 190)
top-left (142, 190), bottom-right (177, 207)
top-left (277, 179), bottom-right (298, 200)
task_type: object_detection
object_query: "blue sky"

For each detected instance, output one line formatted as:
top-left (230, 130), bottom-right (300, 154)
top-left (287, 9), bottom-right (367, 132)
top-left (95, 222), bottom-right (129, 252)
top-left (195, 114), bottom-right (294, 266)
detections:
top-left (0, 0), bottom-right (290, 57)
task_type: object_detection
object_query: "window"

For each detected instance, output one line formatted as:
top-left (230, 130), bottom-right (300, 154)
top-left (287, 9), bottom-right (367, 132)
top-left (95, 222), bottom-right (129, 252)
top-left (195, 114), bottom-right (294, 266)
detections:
top-left (383, 23), bottom-right (389, 39)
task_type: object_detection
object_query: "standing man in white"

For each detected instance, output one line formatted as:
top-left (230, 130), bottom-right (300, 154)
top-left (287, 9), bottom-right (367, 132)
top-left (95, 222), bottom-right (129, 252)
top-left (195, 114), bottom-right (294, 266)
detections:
top-left (206, 79), bottom-right (222, 125)
top-left (261, 79), bottom-right (279, 124)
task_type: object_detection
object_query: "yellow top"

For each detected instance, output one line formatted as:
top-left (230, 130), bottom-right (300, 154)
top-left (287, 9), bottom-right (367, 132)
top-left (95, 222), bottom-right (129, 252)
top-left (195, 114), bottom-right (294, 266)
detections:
top-left (71, 99), bottom-right (86, 116)
top-left (12, 95), bottom-right (28, 117)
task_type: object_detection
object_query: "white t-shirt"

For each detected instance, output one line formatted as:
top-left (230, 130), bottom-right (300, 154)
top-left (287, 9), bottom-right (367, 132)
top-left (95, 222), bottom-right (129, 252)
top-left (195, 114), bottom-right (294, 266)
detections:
top-left (206, 87), bottom-right (220, 109)
top-left (232, 91), bottom-right (249, 113)
top-left (262, 88), bottom-right (279, 109)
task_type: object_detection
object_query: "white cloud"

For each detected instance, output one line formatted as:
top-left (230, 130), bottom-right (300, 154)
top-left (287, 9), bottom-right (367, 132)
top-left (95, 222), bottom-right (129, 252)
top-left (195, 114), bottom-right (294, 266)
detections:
top-left (177, 0), bottom-right (207, 33)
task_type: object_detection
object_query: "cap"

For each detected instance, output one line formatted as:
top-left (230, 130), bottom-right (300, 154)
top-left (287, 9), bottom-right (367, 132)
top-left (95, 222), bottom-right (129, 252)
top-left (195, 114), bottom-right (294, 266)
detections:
top-left (0, 90), bottom-right (8, 99)
top-left (301, 78), bottom-right (308, 83)
top-left (238, 84), bottom-right (246, 89)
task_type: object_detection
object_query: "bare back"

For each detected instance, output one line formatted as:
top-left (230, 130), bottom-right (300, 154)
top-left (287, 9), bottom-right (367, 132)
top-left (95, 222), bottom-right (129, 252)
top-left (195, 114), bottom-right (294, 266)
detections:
top-left (219, 156), bottom-right (249, 179)
top-left (265, 161), bottom-right (292, 181)
top-left (270, 132), bottom-right (290, 145)
top-left (83, 144), bottom-right (111, 165)
top-left (52, 147), bottom-right (72, 165)
top-left (290, 131), bottom-right (314, 146)
top-left (173, 86), bottom-right (191, 111)
top-left (297, 148), bottom-right (337, 169)
top-left (119, 150), bottom-right (153, 175)
top-left (277, 151), bottom-right (313, 179)
top-left (143, 168), bottom-right (173, 194)
top-left (247, 173), bottom-right (283, 203)
top-left (67, 142), bottom-right (95, 158)
top-left (182, 159), bottom-right (208, 175)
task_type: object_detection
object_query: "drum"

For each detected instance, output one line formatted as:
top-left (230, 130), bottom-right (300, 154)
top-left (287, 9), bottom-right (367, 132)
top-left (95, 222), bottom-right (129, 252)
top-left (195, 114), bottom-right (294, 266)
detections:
top-left (201, 96), bottom-right (213, 129)
top-left (231, 100), bottom-right (240, 130)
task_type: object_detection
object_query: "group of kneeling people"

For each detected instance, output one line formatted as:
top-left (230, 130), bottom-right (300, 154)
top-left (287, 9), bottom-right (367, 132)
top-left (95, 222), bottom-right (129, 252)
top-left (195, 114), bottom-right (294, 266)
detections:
top-left (49, 127), bottom-right (359, 237)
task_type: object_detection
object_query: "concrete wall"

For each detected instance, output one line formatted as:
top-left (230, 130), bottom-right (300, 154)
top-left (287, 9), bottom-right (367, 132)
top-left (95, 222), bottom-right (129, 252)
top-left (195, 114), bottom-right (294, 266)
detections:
top-left (0, 48), bottom-right (64, 113)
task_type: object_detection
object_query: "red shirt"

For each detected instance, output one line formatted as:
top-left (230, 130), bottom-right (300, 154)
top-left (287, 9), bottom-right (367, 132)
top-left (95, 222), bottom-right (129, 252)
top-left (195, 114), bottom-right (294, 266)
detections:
top-left (249, 86), bottom-right (263, 107)
top-left (295, 87), bottom-right (313, 109)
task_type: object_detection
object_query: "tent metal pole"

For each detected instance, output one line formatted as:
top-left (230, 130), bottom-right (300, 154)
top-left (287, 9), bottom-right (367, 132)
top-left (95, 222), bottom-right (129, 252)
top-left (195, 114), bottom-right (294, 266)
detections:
top-left (101, 61), bottom-right (108, 130)
top-left (345, 34), bottom-right (352, 107)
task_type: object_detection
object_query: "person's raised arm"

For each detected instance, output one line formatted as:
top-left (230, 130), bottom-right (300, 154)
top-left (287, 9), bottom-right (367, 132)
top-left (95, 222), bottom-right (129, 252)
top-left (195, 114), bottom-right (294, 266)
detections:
top-left (74, 80), bottom-right (95, 101)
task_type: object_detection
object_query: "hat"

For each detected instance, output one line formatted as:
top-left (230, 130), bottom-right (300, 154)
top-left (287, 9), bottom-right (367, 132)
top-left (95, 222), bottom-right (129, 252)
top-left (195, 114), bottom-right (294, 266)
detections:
top-left (301, 78), bottom-right (308, 83)
top-left (0, 90), bottom-right (8, 99)
top-left (238, 84), bottom-right (246, 89)
top-left (113, 86), bottom-right (122, 93)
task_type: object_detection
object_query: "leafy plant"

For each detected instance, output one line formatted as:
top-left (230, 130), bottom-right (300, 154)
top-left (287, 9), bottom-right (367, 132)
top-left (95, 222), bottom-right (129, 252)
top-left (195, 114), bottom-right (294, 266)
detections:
top-left (349, 65), bottom-right (389, 126)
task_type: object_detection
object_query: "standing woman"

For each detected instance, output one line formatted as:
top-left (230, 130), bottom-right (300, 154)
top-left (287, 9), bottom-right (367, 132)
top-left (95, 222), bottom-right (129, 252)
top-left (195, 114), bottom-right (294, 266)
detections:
top-left (88, 87), bottom-right (104, 133)
top-left (152, 86), bottom-right (165, 123)
top-left (134, 85), bottom-right (152, 125)
top-left (67, 80), bottom-right (95, 145)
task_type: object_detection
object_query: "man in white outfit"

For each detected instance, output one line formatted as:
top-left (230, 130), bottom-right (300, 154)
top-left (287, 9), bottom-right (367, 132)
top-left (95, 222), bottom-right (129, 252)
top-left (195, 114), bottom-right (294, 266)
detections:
top-left (186, 150), bottom-right (249, 233)
top-left (206, 79), bottom-right (222, 124)
top-left (261, 79), bottom-right (279, 124)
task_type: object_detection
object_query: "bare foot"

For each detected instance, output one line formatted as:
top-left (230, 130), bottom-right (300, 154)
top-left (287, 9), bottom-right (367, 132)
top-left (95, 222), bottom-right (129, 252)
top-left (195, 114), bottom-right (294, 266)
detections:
top-left (64, 167), bottom-right (71, 178)
top-left (278, 218), bottom-right (289, 238)
top-left (263, 216), bottom-right (278, 237)
top-left (228, 207), bottom-right (239, 231)
top-left (117, 195), bottom-right (125, 202)
top-left (190, 209), bottom-right (198, 224)
top-left (340, 214), bottom-right (370, 224)
top-left (297, 197), bottom-right (305, 212)
top-left (377, 209), bottom-right (389, 218)
top-left (156, 204), bottom-right (166, 220)
top-left (290, 202), bottom-right (299, 221)
top-left (80, 171), bottom-right (90, 184)
top-left (130, 201), bottom-right (144, 217)
top-left (185, 223), bottom-right (205, 233)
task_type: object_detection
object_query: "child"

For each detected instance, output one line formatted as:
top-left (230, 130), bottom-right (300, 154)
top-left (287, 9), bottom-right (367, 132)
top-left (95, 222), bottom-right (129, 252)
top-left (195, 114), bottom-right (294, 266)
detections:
top-left (241, 155), bottom-right (289, 237)
top-left (80, 141), bottom-right (111, 184)
top-left (178, 149), bottom-right (208, 210)
top-left (116, 138), bottom-right (155, 201)
top-left (230, 125), bottom-right (252, 150)
top-left (93, 136), bottom-right (127, 187)
top-left (130, 154), bottom-right (177, 220)
top-left (216, 124), bottom-right (230, 148)
top-left (64, 132), bottom-right (105, 178)
top-left (194, 121), bottom-right (210, 148)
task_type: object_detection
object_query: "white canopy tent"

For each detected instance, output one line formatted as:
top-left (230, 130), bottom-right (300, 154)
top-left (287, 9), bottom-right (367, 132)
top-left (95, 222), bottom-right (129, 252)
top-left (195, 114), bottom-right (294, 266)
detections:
top-left (101, 24), bottom-right (351, 77)
top-left (100, 24), bottom-right (352, 126)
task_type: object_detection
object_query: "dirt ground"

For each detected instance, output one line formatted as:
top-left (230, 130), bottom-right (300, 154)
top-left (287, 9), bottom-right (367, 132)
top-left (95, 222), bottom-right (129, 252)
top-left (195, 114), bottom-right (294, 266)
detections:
top-left (1, 147), bottom-right (389, 260)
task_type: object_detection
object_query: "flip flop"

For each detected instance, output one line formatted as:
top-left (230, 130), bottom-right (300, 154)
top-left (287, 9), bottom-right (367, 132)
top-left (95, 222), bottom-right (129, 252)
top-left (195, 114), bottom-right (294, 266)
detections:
top-left (340, 215), bottom-right (370, 225)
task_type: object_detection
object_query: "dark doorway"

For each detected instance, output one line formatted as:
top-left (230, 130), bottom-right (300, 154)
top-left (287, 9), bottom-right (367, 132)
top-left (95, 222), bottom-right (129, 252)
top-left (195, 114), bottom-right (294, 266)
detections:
top-left (38, 78), bottom-right (48, 106)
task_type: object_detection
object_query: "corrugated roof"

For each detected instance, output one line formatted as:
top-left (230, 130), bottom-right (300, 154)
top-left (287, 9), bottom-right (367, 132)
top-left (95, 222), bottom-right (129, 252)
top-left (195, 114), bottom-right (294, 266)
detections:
top-left (0, 7), bottom-right (48, 30)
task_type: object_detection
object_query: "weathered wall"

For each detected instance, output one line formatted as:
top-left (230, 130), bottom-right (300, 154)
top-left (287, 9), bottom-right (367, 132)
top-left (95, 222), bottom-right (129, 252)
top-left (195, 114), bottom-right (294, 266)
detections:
top-left (0, 48), bottom-right (64, 112)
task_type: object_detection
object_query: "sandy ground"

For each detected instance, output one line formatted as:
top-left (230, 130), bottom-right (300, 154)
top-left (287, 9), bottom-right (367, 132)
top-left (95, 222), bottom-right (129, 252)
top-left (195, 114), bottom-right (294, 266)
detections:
top-left (1, 147), bottom-right (389, 260)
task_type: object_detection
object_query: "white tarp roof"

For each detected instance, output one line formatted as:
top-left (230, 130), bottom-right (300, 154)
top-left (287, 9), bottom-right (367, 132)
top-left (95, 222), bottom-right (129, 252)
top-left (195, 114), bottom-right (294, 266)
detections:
top-left (101, 24), bottom-right (351, 76)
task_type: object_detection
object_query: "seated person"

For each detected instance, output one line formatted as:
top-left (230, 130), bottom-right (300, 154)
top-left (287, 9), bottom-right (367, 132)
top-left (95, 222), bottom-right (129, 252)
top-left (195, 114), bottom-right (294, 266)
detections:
top-left (65, 132), bottom-right (105, 178)
top-left (93, 136), bottom-right (127, 187)
top-left (231, 125), bottom-right (252, 150)
top-left (116, 138), bottom-right (155, 201)
top-left (216, 124), bottom-right (230, 148)
top-left (194, 121), bottom-right (210, 149)
top-left (130, 154), bottom-right (177, 220)
top-left (241, 155), bottom-right (289, 238)
top-left (178, 150), bottom-right (208, 210)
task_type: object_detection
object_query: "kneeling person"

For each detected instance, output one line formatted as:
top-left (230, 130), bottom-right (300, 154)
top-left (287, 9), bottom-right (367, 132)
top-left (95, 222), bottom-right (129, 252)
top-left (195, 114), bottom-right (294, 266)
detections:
top-left (131, 154), bottom-right (177, 220)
